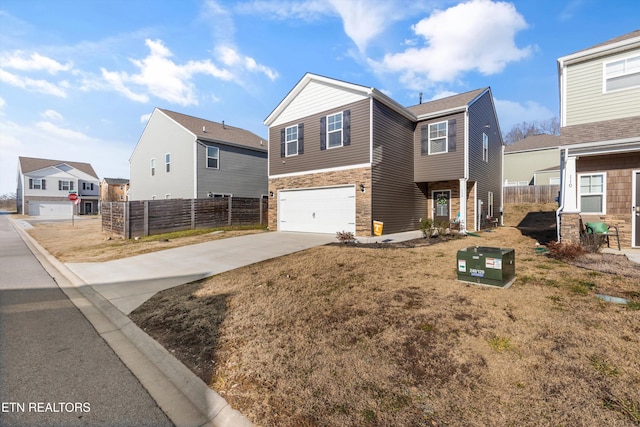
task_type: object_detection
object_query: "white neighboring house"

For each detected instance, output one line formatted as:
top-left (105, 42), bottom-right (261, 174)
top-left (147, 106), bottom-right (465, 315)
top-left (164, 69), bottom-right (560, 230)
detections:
top-left (17, 156), bottom-right (100, 217)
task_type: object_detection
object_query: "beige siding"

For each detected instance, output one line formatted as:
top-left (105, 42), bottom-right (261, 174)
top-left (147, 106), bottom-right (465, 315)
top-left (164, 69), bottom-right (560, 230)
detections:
top-left (269, 99), bottom-right (371, 176)
top-left (504, 148), bottom-right (559, 184)
top-left (565, 51), bottom-right (640, 126)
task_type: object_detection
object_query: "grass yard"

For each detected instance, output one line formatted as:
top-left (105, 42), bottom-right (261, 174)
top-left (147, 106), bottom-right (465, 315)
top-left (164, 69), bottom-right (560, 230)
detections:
top-left (22, 206), bottom-right (640, 426)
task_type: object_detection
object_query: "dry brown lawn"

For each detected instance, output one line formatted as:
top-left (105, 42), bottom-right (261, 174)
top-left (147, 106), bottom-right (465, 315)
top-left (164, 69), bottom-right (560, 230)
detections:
top-left (22, 207), bottom-right (640, 426)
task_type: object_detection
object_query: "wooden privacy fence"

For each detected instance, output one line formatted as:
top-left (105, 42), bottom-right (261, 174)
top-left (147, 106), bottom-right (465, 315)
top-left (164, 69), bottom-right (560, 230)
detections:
top-left (102, 196), bottom-right (268, 238)
top-left (503, 185), bottom-right (560, 204)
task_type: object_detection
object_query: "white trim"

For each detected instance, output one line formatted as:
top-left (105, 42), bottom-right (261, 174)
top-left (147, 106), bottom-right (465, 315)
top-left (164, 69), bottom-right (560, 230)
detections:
top-left (557, 34), bottom-right (640, 64)
top-left (428, 120), bottom-right (448, 155)
top-left (369, 97), bottom-right (373, 165)
top-left (577, 172), bottom-right (607, 215)
top-left (562, 137), bottom-right (640, 151)
top-left (431, 189), bottom-right (451, 221)
top-left (602, 53), bottom-right (640, 93)
top-left (284, 125), bottom-right (299, 157)
top-left (326, 111), bottom-right (344, 149)
top-left (633, 169), bottom-right (640, 248)
top-left (464, 109), bottom-right (470, 179)
top-left (269, 163), bottom-right (371, 179)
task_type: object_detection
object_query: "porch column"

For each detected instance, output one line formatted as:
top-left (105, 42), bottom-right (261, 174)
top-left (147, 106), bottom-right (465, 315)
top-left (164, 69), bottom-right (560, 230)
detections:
top-left (459, 178), bottom-right (467, 232)
top-left (562, 152), bottom-right (579, 213)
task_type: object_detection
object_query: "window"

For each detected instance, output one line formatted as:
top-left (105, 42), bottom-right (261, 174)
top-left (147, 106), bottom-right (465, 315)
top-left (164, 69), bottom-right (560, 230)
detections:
top-left (59, 180), bottom-right (73, 191)
top-left (487, 191), bottom-right (494, 218)
top-left (579, 173), bottom-right (605, 213)
top-left (31, 178), bottom-right (42, 190)
top-left (165, 153), bottom-right (171, 173)
top-left (327, 112), bottom-right (343, 148)
top-left (207, 146), bottom-right (220, 168)
top-left (483, 133), bottom-right (489, 162)
top-left (285, 125), bottom-right (298, 156)
top-left (151, 158), bottom-right (156, 176)
top-left (604, 55), bottom-right (640, 92)
top-left (429, 121), bottom-right (447, 154)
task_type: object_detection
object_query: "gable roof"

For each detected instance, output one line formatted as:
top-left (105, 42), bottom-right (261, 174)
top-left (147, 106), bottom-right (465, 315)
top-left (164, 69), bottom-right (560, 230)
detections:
top-left (18, 156), bottom-right (98, 178)
top-left (159, 109), bottom-right (267, 152)
top-left (558, 29), bottom-right (640, 64)
top-left (504, 134), bottom-right (560, 153)
top-left (102, 178), bottom-right (129, 185)
top-left (406, 88), bottom-right (488, 118)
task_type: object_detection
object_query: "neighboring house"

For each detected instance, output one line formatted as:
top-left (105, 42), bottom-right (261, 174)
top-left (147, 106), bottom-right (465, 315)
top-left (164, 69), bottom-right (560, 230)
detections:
top-left (129, 108), bottom-right (268, 201)
top-left (17, 156), bottom-right (100, 216)
top-left (264, 73), bottom-right (503, 236)
top-left (100, 178), bottom-right (129, 202)
top-left (503, 134), bottom-right (560, 186)
top-left (557, 30), bottom-right (640, 249)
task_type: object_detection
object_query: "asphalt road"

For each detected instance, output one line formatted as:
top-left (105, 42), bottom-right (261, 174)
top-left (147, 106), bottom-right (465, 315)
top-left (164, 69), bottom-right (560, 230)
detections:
top-left (0, 213), bottom-right (173, 427)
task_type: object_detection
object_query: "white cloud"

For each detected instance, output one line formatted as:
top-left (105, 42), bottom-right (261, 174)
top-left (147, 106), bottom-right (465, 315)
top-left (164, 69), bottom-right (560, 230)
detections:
top-left (140, 113), bottom-right (152, 123)
top-left (0, 51), bottom-right (73, 74)
top-left (0, 69), bottom-right (68, 97)
top-left (235, 0), bottom-right (328, 21)
top-left (494, 98), bottom-right (556, 133)
top-left (214, 45), bottom-right (279, 81)
top-left (35, 121), bottom-right (97, 141)
top-left (371, 0), bottom-right (532, 89)
top-left (41, 109), bottom-right (64, 121)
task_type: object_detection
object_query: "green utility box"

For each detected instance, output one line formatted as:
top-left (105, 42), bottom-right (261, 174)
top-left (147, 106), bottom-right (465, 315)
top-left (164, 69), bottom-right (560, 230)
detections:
top-left (457, 246), bottom-right (515, 288)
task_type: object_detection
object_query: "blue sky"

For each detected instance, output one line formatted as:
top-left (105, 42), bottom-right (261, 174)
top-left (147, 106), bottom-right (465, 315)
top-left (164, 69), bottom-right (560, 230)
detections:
top-left (0, 0), bottom-right (638, 195)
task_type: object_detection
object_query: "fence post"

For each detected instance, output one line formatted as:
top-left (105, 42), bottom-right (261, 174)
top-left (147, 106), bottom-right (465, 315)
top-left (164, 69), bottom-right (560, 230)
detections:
top-left (228, 196), bottom-right (232, 226)
top-left (191, 199), bottom-right (196, 230)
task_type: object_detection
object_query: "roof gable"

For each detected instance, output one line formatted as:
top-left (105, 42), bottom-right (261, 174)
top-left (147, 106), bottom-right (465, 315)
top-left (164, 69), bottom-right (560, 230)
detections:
top-left (159, 109), bottom-right (267, 151)
top-left (19, 156), bottom-right (98, 178)
top-left (559, 30), bottom-right (640, 64)
top-left (406, 88), bottom-right (488, 118)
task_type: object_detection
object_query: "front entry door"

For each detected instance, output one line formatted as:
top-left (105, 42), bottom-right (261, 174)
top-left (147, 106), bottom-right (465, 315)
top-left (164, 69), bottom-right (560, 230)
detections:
top-left (433, 190), bottom-right (451, 225)
top-left (635, 171), bottom-right (640, 247)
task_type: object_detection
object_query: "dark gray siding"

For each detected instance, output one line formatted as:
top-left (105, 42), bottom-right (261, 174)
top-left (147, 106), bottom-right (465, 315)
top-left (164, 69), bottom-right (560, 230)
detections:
top-left (196, 143), bottom-right (268, 198)
top-left (269, 99), bottom-right (370, 176)
top-left (371, 100), bottom-right (427, 233)
top-left (413, 112), bottom-right (466, 182)
top-left (468, 91), bottom-right (503, 216)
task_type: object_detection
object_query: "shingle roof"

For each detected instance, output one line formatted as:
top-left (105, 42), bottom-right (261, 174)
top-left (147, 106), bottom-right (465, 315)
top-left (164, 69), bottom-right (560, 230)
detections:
top-left (406, 88), bottom-right (488, 117)
top-left (103, 178), bottom-right (129, 185)
top-left (19, 156), bottom-right (98, 178)
top-left (567, 29), bottom-right (640, 57)
top-left (504, 134), bottom-right (560, 153)
top-left (159, 109), bottom-right (267, 151)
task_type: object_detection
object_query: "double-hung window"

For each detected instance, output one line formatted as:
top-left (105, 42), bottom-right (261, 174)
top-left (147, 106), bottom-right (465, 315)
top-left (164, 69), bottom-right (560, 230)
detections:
top-left (151, 159), bottom-right (156, 176)
top-left (483, 133), bottom-right (489, 162)
top-left (579, 173), bottom-right (605, 213)
top-left (327, 112), bottom-right (343, 148)
top-left (207, 146), bottom-right (219, 169)
top-left (429, 121), bottom-right (447, 154)
top-left (165, 153), bottom-right (171, 173)
top-left (604, 55), bottom-right (640, 92)
top-left (59, 180), bottom-right (73, 191)
top-left (285, 125), bottom-right (298, 156)
top-left (31, 178), bottom-right (43, 190)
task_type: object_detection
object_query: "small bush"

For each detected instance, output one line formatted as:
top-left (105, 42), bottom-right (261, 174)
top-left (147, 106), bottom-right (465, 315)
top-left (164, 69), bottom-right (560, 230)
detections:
top-left (336, 230), bottom-right (356, 243)
top-left (546, 240), bottom-right (586, 261)
top-left (580, 232), bottom-right (607, 253)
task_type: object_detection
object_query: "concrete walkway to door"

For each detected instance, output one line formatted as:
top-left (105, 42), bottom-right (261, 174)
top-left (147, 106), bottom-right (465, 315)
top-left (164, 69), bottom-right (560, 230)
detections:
top-left (66, 231), bottom-right (336, 314)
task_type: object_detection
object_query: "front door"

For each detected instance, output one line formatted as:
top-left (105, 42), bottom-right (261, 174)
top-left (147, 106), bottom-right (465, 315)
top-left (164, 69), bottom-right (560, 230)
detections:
top-left (84, 201), bottom-right (92, 215)
top-left (635, 171), bottom-right (640, 247)
top-left (433, 190), bottom-right (451, 225)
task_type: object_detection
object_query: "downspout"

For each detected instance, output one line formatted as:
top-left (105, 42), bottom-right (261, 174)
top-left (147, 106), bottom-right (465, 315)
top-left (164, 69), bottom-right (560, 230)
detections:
top-left (556, 148), bottom-right (566, 242)
top-left (463, 108), bottom-right (471, 232)
top-left (193, 139), bottom-right (198, 199)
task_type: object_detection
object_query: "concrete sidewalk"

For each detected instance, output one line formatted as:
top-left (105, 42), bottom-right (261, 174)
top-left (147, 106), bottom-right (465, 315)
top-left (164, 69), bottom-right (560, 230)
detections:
top-left (66, 231), bottom-right (337, 314)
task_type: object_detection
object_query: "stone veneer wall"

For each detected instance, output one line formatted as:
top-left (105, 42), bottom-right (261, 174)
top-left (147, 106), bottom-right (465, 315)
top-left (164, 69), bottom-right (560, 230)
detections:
top-left (560, 212), bottom-right (632, 249)
top-left (268, 167), bottom-right (372, 236)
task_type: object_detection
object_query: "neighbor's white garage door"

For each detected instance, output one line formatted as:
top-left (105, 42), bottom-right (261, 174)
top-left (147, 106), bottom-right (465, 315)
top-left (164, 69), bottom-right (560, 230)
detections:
top-left (278, 186), bottom-right (356, 234)
top-left (28, 201), bottom-right (73, 217)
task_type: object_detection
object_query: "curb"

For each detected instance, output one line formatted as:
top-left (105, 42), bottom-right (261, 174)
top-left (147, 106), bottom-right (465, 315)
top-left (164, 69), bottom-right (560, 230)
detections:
top-left (10, 218), bottom-right (253, 427)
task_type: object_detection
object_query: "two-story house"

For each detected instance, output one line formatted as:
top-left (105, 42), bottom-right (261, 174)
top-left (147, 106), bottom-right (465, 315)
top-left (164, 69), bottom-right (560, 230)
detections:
top-left (504, 134), bottom-right (561, 186)
top-left (557, 30), bottom-right (640, 249)
top-left (129, 108), bottom-right (268, 201)
top-left (17, 156), bottom-right (100, 216)
top-left (264, 73), bottom-right (503, 236)
top-left (100, 178), bottom-right (129, 202)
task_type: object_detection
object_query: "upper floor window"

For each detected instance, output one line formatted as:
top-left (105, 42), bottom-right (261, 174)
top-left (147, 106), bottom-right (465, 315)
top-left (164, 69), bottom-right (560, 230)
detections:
top-left (165, 153), bottom-right (171, 173)
top-left (429, 121), bottom-right (448, 154)
top-left (207, 146), bottom-right (220, 169)
top-left (579, 173), bottom-right (605, 214)
top-left (483, 133), bottom-right (489, 162)
top-left (604, 55), bottom-right (640, 92)
top-left (59, 180), bottom-right (74, 191)
top-left (285, 125), bottom-right (298, 156)
top-left (151, 158), bottom-right (156, 176)
top-left (327, 112), bottom-right (343, 148)
top-left (82, 182), bottom-right (94, 191)
top-left (29, 178), bottom-right (46, 190)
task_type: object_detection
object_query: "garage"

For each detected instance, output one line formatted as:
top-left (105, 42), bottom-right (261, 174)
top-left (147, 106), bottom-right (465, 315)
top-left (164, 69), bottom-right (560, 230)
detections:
top-left (28, 201), bottom-right (73, 217)
top-left (278, 186), bottom-right (356, 234)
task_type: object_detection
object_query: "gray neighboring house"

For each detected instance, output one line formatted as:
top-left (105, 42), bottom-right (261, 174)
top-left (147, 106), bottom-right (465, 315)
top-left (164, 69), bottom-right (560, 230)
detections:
top-left (504, 134), bottom-right (561, 186)
top-left (129, 108), bottom-right (268, 201)
top-left (17, 156), bottom-right (100, 216)
top-left (264, 73), bottom-right (503, 236)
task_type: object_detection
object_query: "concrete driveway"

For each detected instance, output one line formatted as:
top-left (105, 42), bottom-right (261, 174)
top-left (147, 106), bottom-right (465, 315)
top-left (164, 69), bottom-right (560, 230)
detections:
top-left (66, 231), bottom-right (336, 314)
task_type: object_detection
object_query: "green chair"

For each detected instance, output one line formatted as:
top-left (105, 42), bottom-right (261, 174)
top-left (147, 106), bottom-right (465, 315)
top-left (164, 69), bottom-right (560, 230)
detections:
top-left (585, 221), bottom-right (620, 251)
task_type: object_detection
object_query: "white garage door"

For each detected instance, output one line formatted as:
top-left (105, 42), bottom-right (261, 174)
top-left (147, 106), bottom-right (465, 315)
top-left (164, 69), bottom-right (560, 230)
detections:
top-left (278, 186), bottom-right (356, 234)
top-left (28, 201), bottom-right (73, 217)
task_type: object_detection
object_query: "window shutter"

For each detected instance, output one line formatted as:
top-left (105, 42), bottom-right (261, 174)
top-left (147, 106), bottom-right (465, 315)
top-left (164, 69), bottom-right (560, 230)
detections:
top-left (42, 179), bottom-right (46, 190)
top-left (343, 110), bottom-right (351, 146)
top-left (320, 116), bottom-right (326, 150)
top-left (58, 180), bottom-right (62, 190)
top-left (280, 128), bottom-right (285, 158)
top-left (29, 178), bottom-right (33, 189)
top-left (298, 123), bottom-right (304, 154)
top-left (70, 181), bottom-right (74, 191)
top-left (447, 119), bottom-right (456, 152)
top-left (420, 125), bottom-right (428, 155)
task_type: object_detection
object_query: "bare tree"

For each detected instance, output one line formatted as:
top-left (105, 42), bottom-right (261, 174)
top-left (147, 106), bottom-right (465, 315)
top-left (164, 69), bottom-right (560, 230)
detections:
top-left (0, 193), bottom-right (17, 212)
top-left (503, 117), bottom-right (559, 144)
